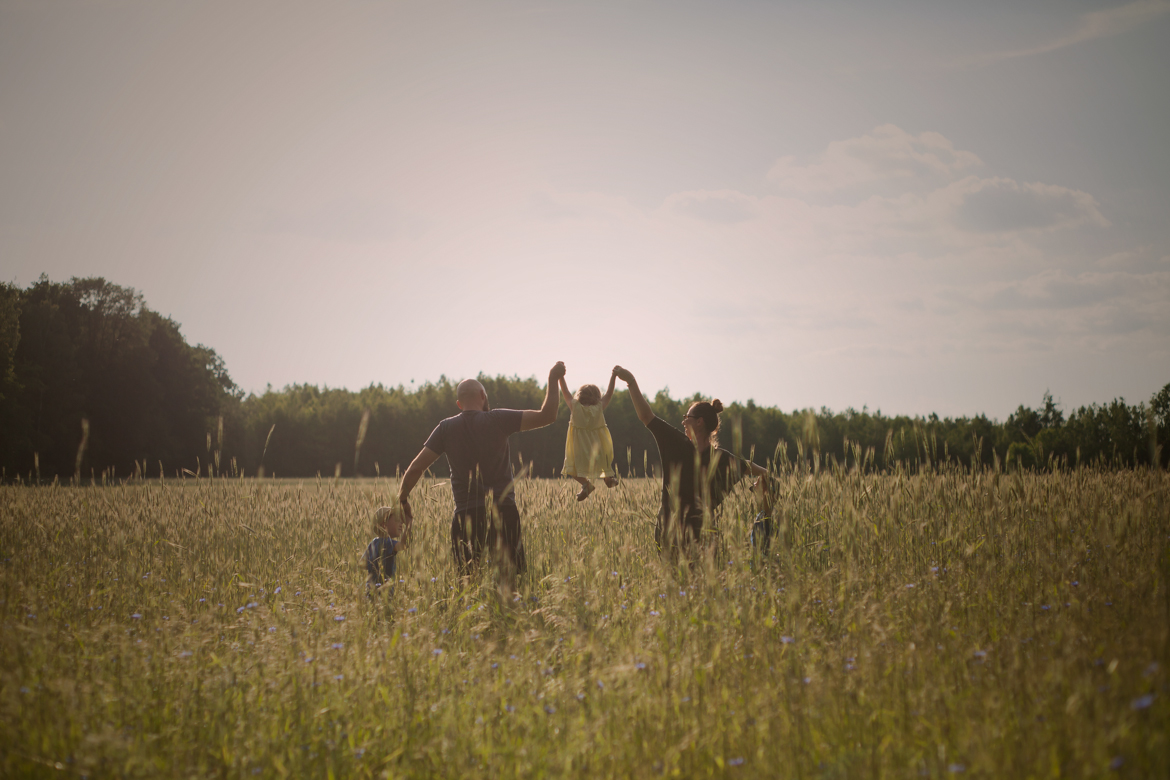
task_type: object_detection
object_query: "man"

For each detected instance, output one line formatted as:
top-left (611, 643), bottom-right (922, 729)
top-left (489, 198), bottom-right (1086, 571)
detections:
top-left (397, 361), bottom-right (566, 588)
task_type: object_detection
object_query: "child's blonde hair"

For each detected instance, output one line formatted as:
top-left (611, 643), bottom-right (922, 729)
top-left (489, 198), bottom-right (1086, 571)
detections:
top-left (575, 384), bottom-right (601, 406)
top-left (374, 505), bottom-right (401, 536)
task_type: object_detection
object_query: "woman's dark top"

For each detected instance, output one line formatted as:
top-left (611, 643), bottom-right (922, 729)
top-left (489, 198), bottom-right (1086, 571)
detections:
top-left (646, 416), bottom-right (748, 523)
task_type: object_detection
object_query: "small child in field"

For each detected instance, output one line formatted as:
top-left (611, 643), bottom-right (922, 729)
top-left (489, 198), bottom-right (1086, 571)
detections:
top-left (364, 504), bottom-right (412, 596)
top-left (559, 369), bottom-right (619, 501)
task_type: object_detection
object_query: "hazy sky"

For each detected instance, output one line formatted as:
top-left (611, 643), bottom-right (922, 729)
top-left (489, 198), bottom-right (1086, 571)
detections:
top-left (2, 0), bottom-right (1168, 418)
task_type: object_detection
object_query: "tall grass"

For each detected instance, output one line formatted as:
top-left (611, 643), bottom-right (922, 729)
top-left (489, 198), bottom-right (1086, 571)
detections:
top-left (1, 466), bottom-right (1167, 777)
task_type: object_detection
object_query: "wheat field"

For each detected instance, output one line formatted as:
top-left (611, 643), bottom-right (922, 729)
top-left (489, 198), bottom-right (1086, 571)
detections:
top-left (1, 466), bottom-right (1167, 778)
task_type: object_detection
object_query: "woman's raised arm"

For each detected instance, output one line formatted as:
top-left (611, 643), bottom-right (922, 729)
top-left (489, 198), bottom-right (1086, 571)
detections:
top-left (613, 366), bottom-right (654, 426)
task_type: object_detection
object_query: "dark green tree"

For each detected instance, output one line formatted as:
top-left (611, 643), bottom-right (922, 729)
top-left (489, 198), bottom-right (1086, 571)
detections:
top-left (0, 276), bottom-right (239, 480)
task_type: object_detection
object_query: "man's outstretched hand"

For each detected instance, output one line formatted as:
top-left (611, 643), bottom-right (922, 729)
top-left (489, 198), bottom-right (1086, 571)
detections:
top-left (613, 366), bottom-right (634, 383)
top-left (522, 362), bottom-right (568, 432)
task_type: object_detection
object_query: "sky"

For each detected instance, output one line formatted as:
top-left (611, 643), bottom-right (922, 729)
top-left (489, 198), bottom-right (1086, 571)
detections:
top-left (1, 0), bottom-right (1167, 419)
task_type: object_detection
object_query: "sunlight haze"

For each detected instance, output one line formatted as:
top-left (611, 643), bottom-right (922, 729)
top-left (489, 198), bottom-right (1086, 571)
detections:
top-left (2, 0), bottom-right (1167, 418)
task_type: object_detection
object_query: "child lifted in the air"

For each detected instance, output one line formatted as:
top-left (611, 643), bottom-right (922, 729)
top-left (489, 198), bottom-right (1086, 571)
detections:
top-left (364, 504), bottom-right (412, 596)
top-left (559, 369), bottom-right (620, 501)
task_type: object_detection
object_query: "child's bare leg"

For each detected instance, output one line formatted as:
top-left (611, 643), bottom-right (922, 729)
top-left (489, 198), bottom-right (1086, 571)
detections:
top-left (573, 476), bottom-right (595, 501)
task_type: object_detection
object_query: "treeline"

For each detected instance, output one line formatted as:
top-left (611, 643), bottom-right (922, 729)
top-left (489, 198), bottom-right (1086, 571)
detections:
top-left (1, 277), bottom-right (1167, 481)
top-left (228, 384), bottom-right (1169, 478)
top-left (1, 276), bottom-right (238, 481)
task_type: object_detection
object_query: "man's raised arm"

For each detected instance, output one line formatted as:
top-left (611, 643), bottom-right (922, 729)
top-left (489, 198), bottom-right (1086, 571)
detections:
top-left (613, 366), bottom-right (654, 426)
top-left (520, 361), bottom-right (566, 432)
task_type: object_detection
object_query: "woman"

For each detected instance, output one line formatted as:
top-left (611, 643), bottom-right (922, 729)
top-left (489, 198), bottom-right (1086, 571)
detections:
top-left (612, 366), bottom-right (771, 553)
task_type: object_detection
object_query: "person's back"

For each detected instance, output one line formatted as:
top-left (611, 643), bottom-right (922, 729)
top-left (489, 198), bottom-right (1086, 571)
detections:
top-left (427, 409), bottom-right (523, 512)
top-left (395, 364), bottom-right (566, 589)
top-left (559, 371), bottom-right (619, 501)
top-left (611, 366), bottom-right (773, 555)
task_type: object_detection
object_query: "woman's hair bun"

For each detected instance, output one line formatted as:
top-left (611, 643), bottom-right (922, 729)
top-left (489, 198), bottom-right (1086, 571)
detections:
top-left (711, 399), bottom-right (724, 414)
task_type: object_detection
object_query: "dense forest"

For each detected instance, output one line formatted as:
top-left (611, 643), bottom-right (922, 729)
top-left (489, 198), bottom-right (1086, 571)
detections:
top-left (1, 277), bottom-right (1167, 482)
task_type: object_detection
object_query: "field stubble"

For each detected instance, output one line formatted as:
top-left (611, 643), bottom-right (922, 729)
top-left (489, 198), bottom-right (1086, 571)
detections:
top-left (1, 467), bottom-right (1168, 778)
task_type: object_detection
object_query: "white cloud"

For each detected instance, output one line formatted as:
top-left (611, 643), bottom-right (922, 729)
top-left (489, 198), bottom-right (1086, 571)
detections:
top-left (969, 269), bottom-right (1166, 312)
top-left (977, 0), bottom-right (1170, 63)
top-left (615, 123), bottom-right (1168, 399)
top-left (767, 124), bottom-right (982, 194)
top-left (950, 177), bottom-right (1109, 234)
top-left (662, 190), bottom-right (758, 223)
top-left (1095, 247), bottom-right (1170, 274)
top-left (762, 126), bottom-right (1106, 244)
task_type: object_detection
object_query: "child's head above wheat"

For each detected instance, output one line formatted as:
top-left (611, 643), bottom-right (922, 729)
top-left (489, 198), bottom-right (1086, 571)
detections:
top-left (374, 505), bottom-right (404, 537)
top-left (575, 384), bottom-right (602, 406)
